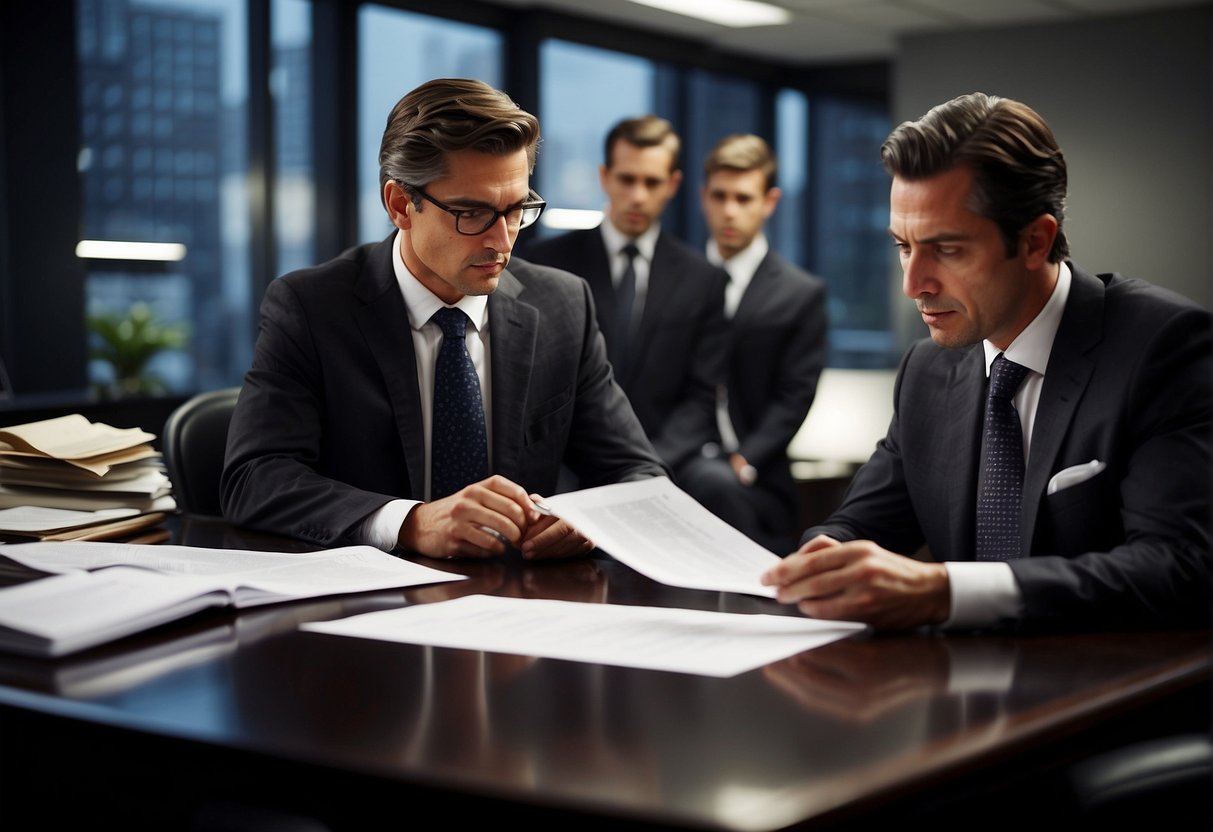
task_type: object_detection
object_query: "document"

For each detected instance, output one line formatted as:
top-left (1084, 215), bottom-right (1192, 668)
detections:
top-left (0, 506), bottom-right (169, 542)
top-left (541, 477), bottom-right (782, 597)
top-left (0, 541), bottom-right (467, 658)
top-left (304, 594), bottom-right (866, 677)
top-left (0, 414), bottom-right (155, 462)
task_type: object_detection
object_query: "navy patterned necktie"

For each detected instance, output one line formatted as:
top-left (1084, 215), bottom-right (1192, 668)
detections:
top-left (430, 307), bottom-right (488, 500)
top-left (612, 243), bottom-right (640, 372)
top-left (975, 353), bottom-right (1031, 560)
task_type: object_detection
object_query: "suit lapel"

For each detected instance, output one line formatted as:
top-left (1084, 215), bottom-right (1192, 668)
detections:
top-left (353, 236), bottom-right (427, 499)
top-left (731, 252), bottom-right (776, 324)
top-left (580, 230), bottom-right (615, 333)
top-left (1021, 266), bottom-right (1102, 550)
top-left (947, 347), bottom-right (987, 561)
top-left (632, 234), bottom-right (679, 362)
top-left (486, 269), bottom-right (536, 481)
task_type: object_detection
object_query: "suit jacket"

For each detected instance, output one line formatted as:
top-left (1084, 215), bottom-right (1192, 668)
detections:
top-left (805, 264), bottom-right (1211, 630)
top-left (523, 227), bottom-right (729, 470)
top-left (220, 237), bottom-right (668, 548)
top-left (727, 250), bottom-right (827, 510)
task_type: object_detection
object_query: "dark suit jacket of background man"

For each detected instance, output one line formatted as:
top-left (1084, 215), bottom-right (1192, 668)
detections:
top-left (805, 263), bottom-right (1211, 630)
top-left (221, 235), bottom-right (668, 548)
top-left (724, 249), bottom-right (827, 545)
top-left (523, 227), bottom-right (729, 473)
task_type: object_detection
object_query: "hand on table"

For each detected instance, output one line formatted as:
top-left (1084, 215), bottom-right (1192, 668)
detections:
top-left (761, 534), bottom-right (950, 630)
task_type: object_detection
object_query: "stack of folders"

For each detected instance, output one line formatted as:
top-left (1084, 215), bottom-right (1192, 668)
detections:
top-left (0, 414), bottom-right (176, 543)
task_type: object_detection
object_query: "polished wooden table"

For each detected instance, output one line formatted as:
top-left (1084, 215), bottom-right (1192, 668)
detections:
top-left (0, 517), bottom-right (1208, 830)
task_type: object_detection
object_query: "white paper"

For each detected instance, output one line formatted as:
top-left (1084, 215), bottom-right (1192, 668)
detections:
top-left (542, 477), bottom-right (781, 597)
top-left (303, 594), bottom-right (866, 677)
top-left (0, 541), bottom-right (469, 657)
top-left (0, 505), bottom-right (143, 533)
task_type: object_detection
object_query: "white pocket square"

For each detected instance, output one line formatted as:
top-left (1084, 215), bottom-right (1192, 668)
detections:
top-left (1047, 459), bottom-right (1106, 495)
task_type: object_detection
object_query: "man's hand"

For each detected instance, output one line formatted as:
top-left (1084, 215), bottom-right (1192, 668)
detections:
top-left (397, 475), bottom-right (543, 558)
top-left (760, 535), bottom-right (951, 630)
top-left (520, 495), bottom-right (595, 560)
top-left (728, 453), bottom-right (757, 486)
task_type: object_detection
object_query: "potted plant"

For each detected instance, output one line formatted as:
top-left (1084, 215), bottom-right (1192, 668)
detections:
top-left (87, 302), bottom-right (190, 397)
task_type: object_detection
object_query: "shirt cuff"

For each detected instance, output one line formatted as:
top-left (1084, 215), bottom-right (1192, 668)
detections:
top-left (359, 499), bottom-right (420, 552)
top-left (943, 561), bottom-right (1022, 629)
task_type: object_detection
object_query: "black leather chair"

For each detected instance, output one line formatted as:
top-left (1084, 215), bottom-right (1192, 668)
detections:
top-left (162, 387), bottom-right (240, 517)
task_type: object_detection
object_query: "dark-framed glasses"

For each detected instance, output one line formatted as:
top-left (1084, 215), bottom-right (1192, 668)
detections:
top-left (403, 183), bottom-right (546, 236)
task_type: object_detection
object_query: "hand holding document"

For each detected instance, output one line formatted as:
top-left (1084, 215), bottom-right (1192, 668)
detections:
top-left (540, 477), bottom-right (781, 598)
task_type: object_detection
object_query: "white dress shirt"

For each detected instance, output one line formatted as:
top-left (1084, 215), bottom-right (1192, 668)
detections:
top-left (706, 233), bottom-right (768, 319)
top-left (359, 230), bottom-right (492, 550)
top-left (944, 261), bottom-right (1072, 628)
top-left (600, 217), bottom-right (660, 325)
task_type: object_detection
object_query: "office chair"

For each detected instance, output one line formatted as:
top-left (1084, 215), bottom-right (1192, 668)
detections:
top-left (162, 386), bottom-right (241, 517)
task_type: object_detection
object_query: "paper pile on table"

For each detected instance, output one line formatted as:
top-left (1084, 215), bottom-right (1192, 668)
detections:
top-left (0, 414), bottom-right (175, 540)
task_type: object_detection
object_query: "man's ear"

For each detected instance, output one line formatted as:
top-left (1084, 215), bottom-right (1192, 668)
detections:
top-left (1021, 213), bottom-right (1059, 268)
top-left (763, 186), bottom-right (782, 219)
top-left (667, 168), bottom-right (684, 196)
top-left (384, 181), bottom-right (412, 231)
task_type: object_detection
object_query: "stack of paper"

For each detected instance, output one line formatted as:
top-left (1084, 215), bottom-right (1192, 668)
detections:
top-left (0, 415), bottom-right (176, 539)
top-left (0, 541), bottom-right (466, 657)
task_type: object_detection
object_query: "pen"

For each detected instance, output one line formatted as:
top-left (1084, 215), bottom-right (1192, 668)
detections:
top-left (476, 524), bottom-right (510, 547)
top-left (476, 500), bottom-right (554, 546)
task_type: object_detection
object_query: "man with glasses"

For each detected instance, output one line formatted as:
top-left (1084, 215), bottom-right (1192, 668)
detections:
top-left (222, 78), bottom-right (667, 559)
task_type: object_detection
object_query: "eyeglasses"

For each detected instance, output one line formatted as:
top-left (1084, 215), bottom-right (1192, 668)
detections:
top-left (403, 183), bottom-right (546, 236)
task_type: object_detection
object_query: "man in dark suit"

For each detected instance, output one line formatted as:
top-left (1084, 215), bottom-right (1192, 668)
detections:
top-left (221, 79), bottom-right (667, 560)
top-left (523, 116), bottom-right (729, 482)
top-left (762, 92), bottom-right (1210, 631)
top-left (679, 134), bottom-right (827, 553)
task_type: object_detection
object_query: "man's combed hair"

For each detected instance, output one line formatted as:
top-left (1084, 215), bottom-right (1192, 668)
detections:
top-left (703, 134), bottom-right (777, 191)
top-left (378, 78), bottom-right (541, 207)
top-left (881, 92), bottom-right (1070, 262)
top-left (604, 115), bottom-right (681, 172)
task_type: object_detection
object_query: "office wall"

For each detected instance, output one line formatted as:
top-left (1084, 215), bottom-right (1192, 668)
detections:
top-left (892, 4), bottom-right (1212, 315)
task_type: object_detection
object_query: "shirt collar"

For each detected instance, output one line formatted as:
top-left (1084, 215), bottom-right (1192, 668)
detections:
top-left (601, 216), bottom-right (660, 262)
top-left (392, 229), bottom-right (490, 333)
top-left (983, 260), bottom-right (1071, 377)
top-left (707, 233), bottom-right (769, 287)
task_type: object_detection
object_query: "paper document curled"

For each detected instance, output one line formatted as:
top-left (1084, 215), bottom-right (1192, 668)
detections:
top-left (542, 477), bottom-right (782, 598)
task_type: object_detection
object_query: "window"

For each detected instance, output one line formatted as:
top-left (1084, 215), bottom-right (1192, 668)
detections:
top-left (773, 88), bottom-right (808, 268)
top-left (679, 69), bottom-right (764, 251)
top-left (533, 39), bottom-right (656, 238)
top-left (356, 6), bottom-right (503, 243)
top-left (810, 97), bottom-right (896, 368)
top-left (272, 0), bottom-right (314, 277)
top-left (77, 0), bottom-right (250, 394)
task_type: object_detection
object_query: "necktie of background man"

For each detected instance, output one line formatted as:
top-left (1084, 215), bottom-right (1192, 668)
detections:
top-left (612, 243), bottom-right (640, 373)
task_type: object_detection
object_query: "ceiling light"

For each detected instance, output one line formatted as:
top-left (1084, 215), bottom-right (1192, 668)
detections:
top-left (624, 0), bottom-right (791, 28)
top-left (76, 240), bottom-right (187, 262)
top-left (540, 208), bottom-right (604, 231)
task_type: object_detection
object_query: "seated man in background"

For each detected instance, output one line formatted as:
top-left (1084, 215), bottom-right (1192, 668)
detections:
top-left (763, 92), bottom-right (1211, 631)
top-left (681, 134), bottom-right (827, 553)
top-left (222, 78), bottom-right (667, 560)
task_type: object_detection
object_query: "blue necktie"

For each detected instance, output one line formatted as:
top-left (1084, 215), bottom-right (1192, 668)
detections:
top-left (612, 243), bottom-right (639, 373)
top-left (976, 354), bottom-right (1031, 560)
top-left (430, 307), bottom-right (488, 500)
